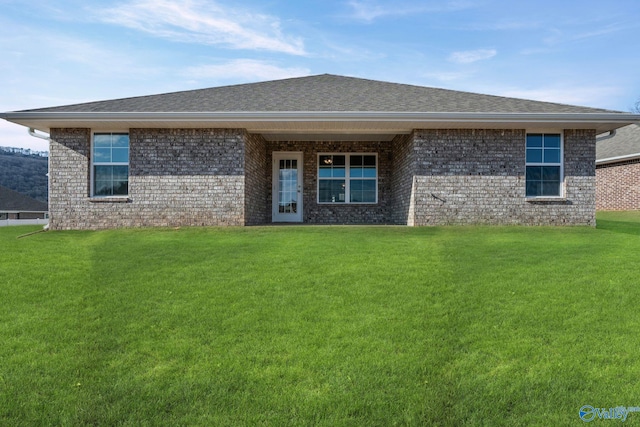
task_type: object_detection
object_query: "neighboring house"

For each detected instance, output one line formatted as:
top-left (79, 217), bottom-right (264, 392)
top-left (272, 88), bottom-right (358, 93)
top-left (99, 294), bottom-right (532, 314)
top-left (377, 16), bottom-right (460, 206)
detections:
top-left (0, 184), bottom-right (48, 220)
top-left (596, 124), bottom-right (640, 210)
top-left (1, 74), bottom-right (638, 230)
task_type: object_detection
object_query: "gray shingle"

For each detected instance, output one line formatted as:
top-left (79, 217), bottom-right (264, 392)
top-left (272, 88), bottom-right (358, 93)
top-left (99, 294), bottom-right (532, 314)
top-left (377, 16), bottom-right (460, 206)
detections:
top-left (19, 74), bottom-right (617, 114)
top-left (596, 124), bottom-right (640, 160)
top-left (0, 185), bottom-right (48, 212)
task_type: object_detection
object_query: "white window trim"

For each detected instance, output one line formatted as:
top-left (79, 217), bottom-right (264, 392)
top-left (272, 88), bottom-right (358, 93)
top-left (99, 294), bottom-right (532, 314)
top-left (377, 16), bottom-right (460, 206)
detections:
top-left (317, 153), bottom-right (378, 204)
top-left (90, 131), bottom-right (130, 198)
top-left (525, 131), bottom-right (564, 199)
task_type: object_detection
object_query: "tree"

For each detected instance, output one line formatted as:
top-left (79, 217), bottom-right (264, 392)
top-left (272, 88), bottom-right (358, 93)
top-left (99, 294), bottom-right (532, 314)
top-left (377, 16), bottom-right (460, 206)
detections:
top-left (633, 96), bottom-right (640, 113)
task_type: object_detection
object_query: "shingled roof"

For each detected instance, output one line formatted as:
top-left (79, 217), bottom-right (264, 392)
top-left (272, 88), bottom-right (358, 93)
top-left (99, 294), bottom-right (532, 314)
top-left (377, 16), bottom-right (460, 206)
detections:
top-left (3, 74), bottom-right (639, 137)
top-left (18, 74), bottom-right (616, 114)
top-left (0, 185), bottom-right (48, 212)
top-left (596, 124), bottom-right (640, 163)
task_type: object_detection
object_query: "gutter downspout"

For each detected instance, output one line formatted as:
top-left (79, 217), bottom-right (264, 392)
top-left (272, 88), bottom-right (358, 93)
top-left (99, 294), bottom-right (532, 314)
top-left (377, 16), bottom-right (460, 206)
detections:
top-left (28, 127), bottom-right (51, 142)
top-left (596, 129), bottom-right (617, 141)
top-left (27, 128), bottom-right (51, 231)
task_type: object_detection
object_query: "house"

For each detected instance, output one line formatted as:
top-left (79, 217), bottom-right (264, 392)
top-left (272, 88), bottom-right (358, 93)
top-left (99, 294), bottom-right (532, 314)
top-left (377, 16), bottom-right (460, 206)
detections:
top-left (596, 124), bottom-right (640, 210)
top-left (1, 74), bottom-right (638, 229)
top-left (0, 184), bottom-right (48, 220)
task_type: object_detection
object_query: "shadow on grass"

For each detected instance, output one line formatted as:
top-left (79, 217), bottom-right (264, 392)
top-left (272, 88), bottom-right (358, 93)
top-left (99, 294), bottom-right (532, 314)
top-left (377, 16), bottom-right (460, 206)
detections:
top-left (597, 220), bottom-right (640, 236)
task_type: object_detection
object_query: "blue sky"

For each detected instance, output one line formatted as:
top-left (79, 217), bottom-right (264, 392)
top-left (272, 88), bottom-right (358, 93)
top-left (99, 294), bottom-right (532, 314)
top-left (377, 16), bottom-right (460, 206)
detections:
top-left (1, 0), bottom-right (639, 151)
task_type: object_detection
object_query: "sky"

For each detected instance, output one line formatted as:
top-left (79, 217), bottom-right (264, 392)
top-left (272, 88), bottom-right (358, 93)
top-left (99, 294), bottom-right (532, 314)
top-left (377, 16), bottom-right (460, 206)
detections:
top-left (1, 0), bottom-right (639, 151)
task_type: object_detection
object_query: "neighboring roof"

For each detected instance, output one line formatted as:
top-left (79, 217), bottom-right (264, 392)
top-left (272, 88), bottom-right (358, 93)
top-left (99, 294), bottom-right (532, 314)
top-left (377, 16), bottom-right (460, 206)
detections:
top-left (0, 185), bottom-right (48, 212)
top-left (2, 74), bottom-right (639, 139)
top-left (596, 124), bottom-right (640, 164)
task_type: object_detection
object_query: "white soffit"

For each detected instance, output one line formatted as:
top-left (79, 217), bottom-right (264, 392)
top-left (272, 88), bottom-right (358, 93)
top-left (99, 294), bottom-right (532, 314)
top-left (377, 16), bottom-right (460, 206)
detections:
top-left (2, 111), bottom-right (639, 137)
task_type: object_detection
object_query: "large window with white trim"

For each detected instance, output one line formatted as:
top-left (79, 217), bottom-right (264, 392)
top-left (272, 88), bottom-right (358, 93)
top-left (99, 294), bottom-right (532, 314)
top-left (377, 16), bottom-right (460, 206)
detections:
top-left (318, 154), bottom-right (377, 203)
top-left (92, 133), bottom-right (129, 196)
top-left (525, 133), bottom-right (562, 197)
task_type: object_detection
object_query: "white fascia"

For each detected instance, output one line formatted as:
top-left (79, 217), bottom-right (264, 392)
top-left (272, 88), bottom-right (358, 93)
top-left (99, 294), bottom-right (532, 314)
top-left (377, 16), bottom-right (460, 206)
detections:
top-left (596, 153), bottom-right (640, 165)
top-left (3, 111), bottom-right (640, 121)
top-left (3, 111), bottom-right (640, 135)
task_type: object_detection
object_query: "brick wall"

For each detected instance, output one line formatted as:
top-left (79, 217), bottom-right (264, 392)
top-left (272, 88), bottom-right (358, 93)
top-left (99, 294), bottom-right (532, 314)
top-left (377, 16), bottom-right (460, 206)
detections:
top-left (49, 128), bottom-right (248, 229)
top-left (409, 129), bottom-right (523, 225)
top-left (596, 159), bottom-right (640, 210)
top-left (267, 141), bottom-right (393, 224)
top-left (558, 129), bottom-right (596, 224)
top-left (407, 129), bottom-right (596, 226)
top-left (390, 133), bottom-right (415, 225)
top-left (48, 128), bottom-right (91, 229)
top-left (244, 132), bottom-right (269, 224)
top-left (48, 127), bottom-right (597, 229)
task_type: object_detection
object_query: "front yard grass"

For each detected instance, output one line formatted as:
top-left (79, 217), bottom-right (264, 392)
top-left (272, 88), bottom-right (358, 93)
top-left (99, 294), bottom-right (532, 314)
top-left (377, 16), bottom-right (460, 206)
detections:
top-left (1, 211), bottom-right (640, 426)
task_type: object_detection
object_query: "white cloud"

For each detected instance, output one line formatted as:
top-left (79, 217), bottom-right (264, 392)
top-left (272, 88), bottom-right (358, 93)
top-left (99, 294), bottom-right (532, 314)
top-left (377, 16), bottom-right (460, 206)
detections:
top-left (96, 0), bottom-right (305, 55)
top-left (543, 25), bottom-right (623, 47)
top-left (463, 20), bottom-right (541, 31)
top-left (494, 85), bottom-right (624, 109)
top-left (347, 0), bottom-right (472, 23)
top-left (347, 0), bottom-right (390, 22)
top-left (421, 71), bottom-right (472, 83)
top-left (184, 59), bottom-right (310, 82)
top-left (448, 49), bottom-right (497, 64)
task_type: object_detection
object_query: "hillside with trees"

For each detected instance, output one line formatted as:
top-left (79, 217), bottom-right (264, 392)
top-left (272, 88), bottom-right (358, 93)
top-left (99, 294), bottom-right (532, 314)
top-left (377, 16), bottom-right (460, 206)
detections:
top-left (0, 147), bottom-right (48, 202)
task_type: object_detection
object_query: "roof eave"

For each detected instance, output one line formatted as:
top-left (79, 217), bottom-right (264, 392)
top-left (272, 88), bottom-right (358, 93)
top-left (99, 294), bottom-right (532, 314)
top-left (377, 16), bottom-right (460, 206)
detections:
top-left (3, 111), bottom-right (639, 120)
top-left (2, 111), bottom-right (639, 135)
top-left (596, 153), bottom-right (640, 165)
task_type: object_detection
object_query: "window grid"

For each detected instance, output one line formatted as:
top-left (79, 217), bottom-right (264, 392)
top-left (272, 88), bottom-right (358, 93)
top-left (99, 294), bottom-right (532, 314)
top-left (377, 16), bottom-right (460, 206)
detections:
top-left (92, 133), bottom-right (129, 197)
top-left (525, 133), bottom-right (562, 197)
top-left (278, 159), bottom-right (298, 214)
top-left (318, 153), bottom-right (377, 204)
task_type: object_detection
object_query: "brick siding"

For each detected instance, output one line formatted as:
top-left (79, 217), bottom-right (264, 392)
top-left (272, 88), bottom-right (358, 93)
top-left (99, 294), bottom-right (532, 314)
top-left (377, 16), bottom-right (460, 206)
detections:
top-left (596, 159), bottom-right (640, 210)
top-left (244, 133), bottom-right (269, 224)
top-left (390, 133), bottom-right (415, 225)
top-left (407, 129), bottom-right (595, 226)
top-left (48, 127), bottom-right (597, 229)
top-left (49, 128), bottom-right (248, 230)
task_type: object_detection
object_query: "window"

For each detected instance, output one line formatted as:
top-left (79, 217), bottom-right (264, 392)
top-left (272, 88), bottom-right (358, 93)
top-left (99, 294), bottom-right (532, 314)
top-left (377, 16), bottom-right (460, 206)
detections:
top-left (92, 133), bottom-right (129, 196)
top-left (318, 154), bottom-right (377, 203)
top-left (525, 133), bottom-right (562, 197)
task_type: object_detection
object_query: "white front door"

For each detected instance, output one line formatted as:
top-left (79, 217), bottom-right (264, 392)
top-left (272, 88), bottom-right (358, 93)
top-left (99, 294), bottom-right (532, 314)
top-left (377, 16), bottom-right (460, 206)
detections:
top-left (272, 152), bottom-right (303, 223)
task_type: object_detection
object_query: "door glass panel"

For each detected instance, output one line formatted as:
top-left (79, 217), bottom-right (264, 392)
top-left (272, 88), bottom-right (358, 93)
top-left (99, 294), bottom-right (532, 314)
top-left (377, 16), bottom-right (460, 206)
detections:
top-left (278, 159), bottom-right (298, 214)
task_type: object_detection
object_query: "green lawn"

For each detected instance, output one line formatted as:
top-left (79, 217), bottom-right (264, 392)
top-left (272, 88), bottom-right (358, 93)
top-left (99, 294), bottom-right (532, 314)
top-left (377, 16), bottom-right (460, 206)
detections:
top-left (2, 212), bottom-right (640, 426)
